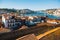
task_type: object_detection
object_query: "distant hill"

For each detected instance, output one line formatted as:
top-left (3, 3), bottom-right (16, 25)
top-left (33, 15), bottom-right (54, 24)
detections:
top-left (19, 9), bottom-right (35, 14)
top-left (0, 8), bottom-right (60, 19)
top-left (45, 9), bottom-right (60, 17)
top-left (45, 9), bottom-right (57, 14)
top-left (0, 8), bottom-right (17, 14)
top-left (0, 8), bottom-right (60, 16)
top-left (0, 8), bottom-right (35, 14)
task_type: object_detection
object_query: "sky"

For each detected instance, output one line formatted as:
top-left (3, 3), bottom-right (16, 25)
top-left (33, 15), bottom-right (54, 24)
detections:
top-left (0, 0), bottom-right (60, 10)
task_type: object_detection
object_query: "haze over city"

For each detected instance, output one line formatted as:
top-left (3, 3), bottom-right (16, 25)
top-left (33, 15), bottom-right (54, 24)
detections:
top-left (0, 0), bottom-right (60, 10)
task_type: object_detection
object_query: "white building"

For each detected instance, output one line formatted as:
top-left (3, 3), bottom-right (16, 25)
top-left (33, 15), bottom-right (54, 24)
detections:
top-left (2, 14), bottom-right (21, 29)
top-left (2, 14), bottom-right (9, 28)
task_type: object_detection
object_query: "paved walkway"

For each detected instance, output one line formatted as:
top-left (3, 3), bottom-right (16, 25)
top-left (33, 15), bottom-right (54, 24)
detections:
top-left (36, 27), bottom-right (60, 40)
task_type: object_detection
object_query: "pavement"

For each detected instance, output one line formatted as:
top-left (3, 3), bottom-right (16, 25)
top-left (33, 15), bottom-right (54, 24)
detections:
top-left (16, 27), bottom-right (60, 40)
top-left (16, 34), bottom-right (38, 40)
top-left (36, 27), bottom-right (60, 40)
top-left (0, 23), bottom-right (60, 40)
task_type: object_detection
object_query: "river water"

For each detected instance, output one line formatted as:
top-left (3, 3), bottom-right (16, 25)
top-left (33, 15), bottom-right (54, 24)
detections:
top-left (20, 12), bottom-right (60, 19)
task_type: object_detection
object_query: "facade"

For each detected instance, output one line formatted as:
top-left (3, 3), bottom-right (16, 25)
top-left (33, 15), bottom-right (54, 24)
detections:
top-left (47, 19), bottom-right (59, 24)
top-left (2, 14), bottom-right (22, 30)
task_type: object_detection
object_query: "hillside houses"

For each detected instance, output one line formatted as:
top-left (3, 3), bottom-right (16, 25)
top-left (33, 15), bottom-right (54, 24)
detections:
top-left (53, 9), bottom-right (60, 16)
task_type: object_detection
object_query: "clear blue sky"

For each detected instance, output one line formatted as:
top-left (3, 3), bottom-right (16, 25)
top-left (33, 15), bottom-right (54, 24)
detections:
top-left (0, 0), bottom-right (60, 10)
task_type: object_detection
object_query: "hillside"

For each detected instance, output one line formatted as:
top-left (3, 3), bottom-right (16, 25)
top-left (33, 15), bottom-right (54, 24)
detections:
top-left (0, 8), bottom-right (35, 14)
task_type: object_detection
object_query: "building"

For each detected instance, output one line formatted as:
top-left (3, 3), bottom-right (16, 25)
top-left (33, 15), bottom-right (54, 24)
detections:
top-left (2, 14), bottom-right (22, 30)
top-left (47, 19), bottom-right (60, 24)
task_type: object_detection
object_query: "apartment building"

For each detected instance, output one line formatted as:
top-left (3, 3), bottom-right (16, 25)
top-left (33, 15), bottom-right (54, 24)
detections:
top-left (2, 14), bottom-right (22, 30)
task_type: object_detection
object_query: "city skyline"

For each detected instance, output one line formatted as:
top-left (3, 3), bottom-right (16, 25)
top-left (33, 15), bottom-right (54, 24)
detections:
top-left (0, 0), bottom-right (60, 10)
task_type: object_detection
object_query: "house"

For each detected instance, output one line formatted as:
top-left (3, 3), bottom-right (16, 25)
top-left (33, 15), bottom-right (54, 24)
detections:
top-left (2, 13), bottom-right (22, 30)
top-left (47, 19), bottom-right (59, 24)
